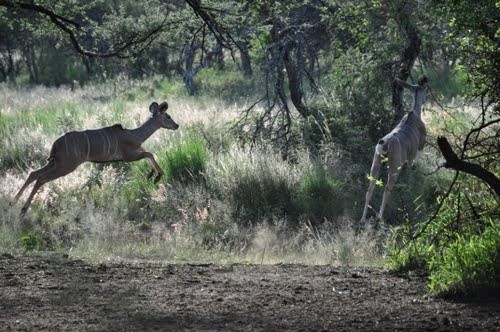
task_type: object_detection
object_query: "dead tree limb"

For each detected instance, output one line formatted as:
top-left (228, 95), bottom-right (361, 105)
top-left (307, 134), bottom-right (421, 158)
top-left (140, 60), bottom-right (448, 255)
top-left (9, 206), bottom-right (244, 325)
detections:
top-left (437, 136), bottom-right (500, 197)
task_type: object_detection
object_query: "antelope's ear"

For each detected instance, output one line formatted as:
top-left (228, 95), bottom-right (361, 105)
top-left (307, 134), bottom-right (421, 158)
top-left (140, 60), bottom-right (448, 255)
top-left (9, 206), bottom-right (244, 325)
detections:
top-left (159, 101), bottom-right (169, 113)
top-left (149, 102), bottom-right (159, 114)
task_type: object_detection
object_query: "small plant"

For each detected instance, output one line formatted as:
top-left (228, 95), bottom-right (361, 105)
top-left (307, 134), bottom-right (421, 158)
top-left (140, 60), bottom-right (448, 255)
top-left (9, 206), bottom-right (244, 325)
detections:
top-left (20, 232), bottom-right (40, 251)
top-left (388, 187), bottom-right (500, 296)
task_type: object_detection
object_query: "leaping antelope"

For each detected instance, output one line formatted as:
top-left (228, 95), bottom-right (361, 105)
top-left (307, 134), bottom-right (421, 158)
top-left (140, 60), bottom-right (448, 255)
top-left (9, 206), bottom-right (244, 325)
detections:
top-left (361, 77), bottom-right (428, 222)
top-left (14, 101), bottom-right (179, 213)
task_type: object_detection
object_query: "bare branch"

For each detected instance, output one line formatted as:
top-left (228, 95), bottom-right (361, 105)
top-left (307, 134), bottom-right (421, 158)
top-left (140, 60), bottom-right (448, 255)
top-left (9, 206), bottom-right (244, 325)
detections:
top-left (437, 136), bottom-right (500, 197)
top-left (184, 0), bottom-right (231, 49)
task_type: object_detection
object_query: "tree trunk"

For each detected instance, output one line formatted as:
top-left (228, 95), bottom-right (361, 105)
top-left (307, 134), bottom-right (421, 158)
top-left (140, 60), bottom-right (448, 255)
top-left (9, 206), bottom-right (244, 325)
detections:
top-left (391, 3), bottom-right (421, 120)
top-left (183, 43), bottom-right (199, 95)
top-left (183, 42), bottom-right (222, 95)
top-left (238, 40), bottom-right (252, 77)
top-left (24, 44), bottom-right (40, 84)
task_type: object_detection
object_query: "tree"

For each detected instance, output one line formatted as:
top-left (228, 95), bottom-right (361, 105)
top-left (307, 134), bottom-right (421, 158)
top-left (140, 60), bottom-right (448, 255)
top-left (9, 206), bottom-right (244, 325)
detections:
top-left (432, 0), bottom-right (499, 206)
top-left (0, 0), bottom-right (173, 58)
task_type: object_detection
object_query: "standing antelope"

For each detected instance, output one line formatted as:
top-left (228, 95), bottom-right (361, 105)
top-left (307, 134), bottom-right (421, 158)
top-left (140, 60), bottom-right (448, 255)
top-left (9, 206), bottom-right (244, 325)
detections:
top-left (14, 101), bottom-right (179, 213)
top-left (361, 77), bottom-right (428, 222)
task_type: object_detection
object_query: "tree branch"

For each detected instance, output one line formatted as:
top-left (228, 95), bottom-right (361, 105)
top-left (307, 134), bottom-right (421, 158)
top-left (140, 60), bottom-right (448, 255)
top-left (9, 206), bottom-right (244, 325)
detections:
top-left (437, 136), bottom-right (500, 197)
top-left (184, 0), bottom-right (230, 48)
top-left (0, 0), bottom-right (80, 28)
top-left (0, 0), bottom-right (168, 58)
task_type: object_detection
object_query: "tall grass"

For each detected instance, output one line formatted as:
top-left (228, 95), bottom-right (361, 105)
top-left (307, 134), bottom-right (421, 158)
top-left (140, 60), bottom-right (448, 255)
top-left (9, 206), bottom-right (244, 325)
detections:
top-left (0, 79), bottom-right (386, 266)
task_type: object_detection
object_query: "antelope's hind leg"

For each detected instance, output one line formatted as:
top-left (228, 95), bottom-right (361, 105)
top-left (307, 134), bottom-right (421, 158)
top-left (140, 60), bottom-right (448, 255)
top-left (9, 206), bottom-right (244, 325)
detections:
top-left (20, 161), bottom-right (78, 214)
top-left (361, 152), bottom-right (383, 222)
top-left (15, 161), bottom-right (56, 203)
top-left (377, 171), bottom-right (400, 220)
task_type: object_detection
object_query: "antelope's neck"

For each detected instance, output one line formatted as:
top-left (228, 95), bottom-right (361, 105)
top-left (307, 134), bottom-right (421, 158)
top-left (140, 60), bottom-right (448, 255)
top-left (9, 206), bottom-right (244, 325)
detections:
top-left (412, 107), bottom-right (422, 119)
top-left (412, 100), bottom-right (423, 117)
top-left (130, 117), bottom-right (160, 143)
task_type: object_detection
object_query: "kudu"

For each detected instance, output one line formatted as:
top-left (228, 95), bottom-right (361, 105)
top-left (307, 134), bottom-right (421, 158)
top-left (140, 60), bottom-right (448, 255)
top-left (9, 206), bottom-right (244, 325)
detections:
top-left (14, 101), bottom-right (179, 213)
top-left (361, 77), bottom-right (428, 222)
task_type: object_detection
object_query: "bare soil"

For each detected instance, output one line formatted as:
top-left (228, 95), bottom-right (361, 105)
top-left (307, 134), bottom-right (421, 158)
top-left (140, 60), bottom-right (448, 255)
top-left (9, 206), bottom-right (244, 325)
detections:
top-left (0, 253), bottom-right (499, 331)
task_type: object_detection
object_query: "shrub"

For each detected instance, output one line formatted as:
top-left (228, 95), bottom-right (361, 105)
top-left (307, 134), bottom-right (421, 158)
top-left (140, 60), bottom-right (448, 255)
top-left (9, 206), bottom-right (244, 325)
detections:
top-left (428, 220), bottom-right (500, 296)
top-left (161, 138), bottom-right (208, 183)
top-left (197, 67), bottom-right (261, 103)
top-left (295, 166), bottom-right (344, 225)
top-left (388, 187), bottom-right (500, 296)
top-left (20, 232), bottom-right (40, 251)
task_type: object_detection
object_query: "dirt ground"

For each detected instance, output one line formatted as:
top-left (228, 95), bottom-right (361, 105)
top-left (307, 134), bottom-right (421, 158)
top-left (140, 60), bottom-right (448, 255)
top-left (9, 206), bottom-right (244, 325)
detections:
top-left (0, 253), bottom-right (499, 331)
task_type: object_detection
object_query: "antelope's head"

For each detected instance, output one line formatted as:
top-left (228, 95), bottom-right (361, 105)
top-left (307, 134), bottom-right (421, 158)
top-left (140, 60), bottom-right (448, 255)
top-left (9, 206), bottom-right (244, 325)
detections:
top-left (414, 76), bottom-right (428, 107)
top-left (149, 101), bottom-right (179, 130)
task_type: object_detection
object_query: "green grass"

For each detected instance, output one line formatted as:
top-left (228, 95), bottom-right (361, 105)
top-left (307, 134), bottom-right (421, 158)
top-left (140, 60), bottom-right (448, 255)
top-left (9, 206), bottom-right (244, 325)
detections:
top-left (387, 188), bottom-right (500, 296)
top-left (206, 146), bottom-right (301, 225)
top-left (161, 137), bottom-right (208, 183)
top-left (295, 166), bottom-right (345, 226)
top-left (428, 219), bottom-right (500, 296)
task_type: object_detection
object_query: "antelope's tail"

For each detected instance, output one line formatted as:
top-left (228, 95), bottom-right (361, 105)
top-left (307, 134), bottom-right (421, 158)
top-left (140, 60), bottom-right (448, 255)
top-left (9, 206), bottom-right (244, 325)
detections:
top-left (376, 139), bottom-right (389, 156)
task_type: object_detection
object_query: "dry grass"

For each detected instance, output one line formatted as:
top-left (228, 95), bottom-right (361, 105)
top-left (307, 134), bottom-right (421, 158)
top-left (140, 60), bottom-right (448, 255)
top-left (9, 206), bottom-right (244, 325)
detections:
top-left (0, 80), bottom-right (387, 267)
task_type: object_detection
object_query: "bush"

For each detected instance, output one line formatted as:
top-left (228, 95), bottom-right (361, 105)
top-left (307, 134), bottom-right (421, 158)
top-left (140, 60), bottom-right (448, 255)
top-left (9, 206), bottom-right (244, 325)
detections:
top-left (388, 188), bottom-right (500, 296)
top-left (161, 138), bottom-right (208, 183)
top-left (429, 220), bottom-right (500, 296)
top-left (228, 161), bottom-right (296, 225)
top-left (197, 67), bottom-right (261, 103)
top-left (20, 232), bottom-right (40, 251)
top-left (295, 166), bottom-right (344, 225)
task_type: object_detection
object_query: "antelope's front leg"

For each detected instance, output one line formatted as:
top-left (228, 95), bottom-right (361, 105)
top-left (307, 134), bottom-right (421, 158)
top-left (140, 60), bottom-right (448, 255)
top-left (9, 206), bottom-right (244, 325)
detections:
top-left (143, 152), bottom-right (164, 183)
top-left (125, 150), bottom-right (164, 183)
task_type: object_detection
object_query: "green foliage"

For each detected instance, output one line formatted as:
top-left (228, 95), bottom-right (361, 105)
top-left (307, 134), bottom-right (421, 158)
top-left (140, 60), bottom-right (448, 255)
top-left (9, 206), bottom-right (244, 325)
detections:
top-left (432, 0), bottom-right (500, 103)
top-left (428, 220), bottom-right (500, 296)
top-left (295, 166), bottom-right (344, 225)
top-left (37, 45), bottom-right (89, 86)
top-left (20, 232), bottom-right (40, 251)
top-left (161, 137), bottom-right (208, 183)
top-left (424, 67), bottom-right (467, 102)
top-left (207, 148), bottom-right (299, 225)
top-left (196, 65), bottom-right (262, 103)
top-left (388, 184), bottom-right (500, 296)
top-left (227, 160), bottom-right (295, 225)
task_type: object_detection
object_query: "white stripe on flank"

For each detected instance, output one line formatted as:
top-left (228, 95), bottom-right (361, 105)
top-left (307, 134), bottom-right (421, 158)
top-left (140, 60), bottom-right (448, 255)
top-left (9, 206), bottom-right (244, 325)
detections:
top-left (85, 132), bottom-right (91, 161)
top-left (112, 128), bottom-right (119, 158)
top-left (106, 132), bottom-right (111, 156)
top-left (407, 123), bottom-right (420, 146)
top-left (394, 135), bottom-right (403, 163)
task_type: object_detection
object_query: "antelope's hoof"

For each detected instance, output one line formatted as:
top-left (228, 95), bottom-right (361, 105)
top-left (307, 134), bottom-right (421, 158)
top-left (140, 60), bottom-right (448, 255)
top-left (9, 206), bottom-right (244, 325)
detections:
top-left (147, 170), bottom-right (155, 180)
top-left (154, 175), bottom-right (162, 184)
top-left (20, 207), bottom-right (27, 216)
